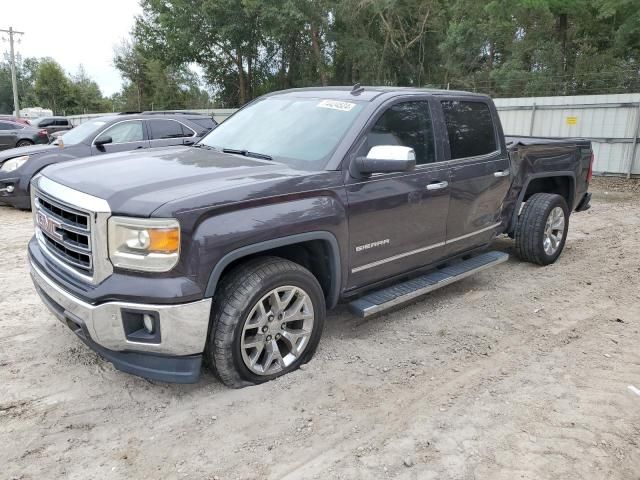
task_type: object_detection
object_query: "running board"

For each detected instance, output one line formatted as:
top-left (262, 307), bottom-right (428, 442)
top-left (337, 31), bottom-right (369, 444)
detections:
top-left (348, 251), bottom-right (509, 318)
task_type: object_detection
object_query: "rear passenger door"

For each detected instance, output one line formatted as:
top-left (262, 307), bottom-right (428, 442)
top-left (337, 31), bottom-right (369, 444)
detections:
top-left (147, 119), bottom-right (196, 148)
top-left (0, 121), bottom-right (18, 150)
top-left (439, 98), bottom-right (511, 256)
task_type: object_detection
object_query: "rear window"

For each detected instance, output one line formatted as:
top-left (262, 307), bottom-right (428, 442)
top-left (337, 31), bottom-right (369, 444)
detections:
top-left (441, 101), bottom-right (497, 159)
top-left (148, 119), bottom-right (189, 139)
top-left (190, 117), bottom-right (217, 131)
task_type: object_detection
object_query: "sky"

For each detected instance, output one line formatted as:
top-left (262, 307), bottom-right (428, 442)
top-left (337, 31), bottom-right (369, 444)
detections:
top-left (1, 0), bottom-right (141, 96)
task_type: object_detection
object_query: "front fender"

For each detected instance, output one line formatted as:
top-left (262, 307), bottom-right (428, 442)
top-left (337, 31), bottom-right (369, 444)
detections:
top-left (184, 195), bottom-right (349, 307)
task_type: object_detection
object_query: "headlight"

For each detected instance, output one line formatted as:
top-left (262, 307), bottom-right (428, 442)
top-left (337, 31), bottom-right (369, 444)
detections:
top-left (1, 155), bottom-right (29, 172)
top-left (108, 217), bottom-right (180, 272)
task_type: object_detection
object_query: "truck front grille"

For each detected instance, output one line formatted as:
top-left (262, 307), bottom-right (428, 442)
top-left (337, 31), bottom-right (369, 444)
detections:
top-left (34, 191), bottom-right (93, 275)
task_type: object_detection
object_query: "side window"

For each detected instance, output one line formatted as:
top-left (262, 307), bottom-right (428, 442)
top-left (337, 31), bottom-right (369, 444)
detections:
top-left (38, 119), bottom-right (52, 127)
top-left (441, 100), bottom-right (497, 159)
top-left (365, 101), bottom-right (435, 165)
top-left (181, 123), bottom-right (195, 137)
top-left (148, 120), bottom-right (188, 140)
top-left (55, 119), bottom-right (69, 126)
top-left (96, 121), bottom-right (144, 144)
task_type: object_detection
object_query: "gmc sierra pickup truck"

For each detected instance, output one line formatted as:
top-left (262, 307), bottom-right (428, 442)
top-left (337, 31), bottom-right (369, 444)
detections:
top-left (28, 86), bottom-right (593, 387)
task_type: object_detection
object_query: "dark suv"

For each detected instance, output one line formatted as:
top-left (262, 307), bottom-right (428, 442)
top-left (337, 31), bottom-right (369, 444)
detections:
top-left (0, 112), bottom-right (217, 209)
top-left (31, 116), bottom-right (73, 135)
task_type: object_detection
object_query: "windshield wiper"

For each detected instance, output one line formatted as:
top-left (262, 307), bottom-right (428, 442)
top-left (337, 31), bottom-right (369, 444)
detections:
top-left (191, 143), bottom-right (213, 149)
top-left (222, 148), bottom-right (273, 161)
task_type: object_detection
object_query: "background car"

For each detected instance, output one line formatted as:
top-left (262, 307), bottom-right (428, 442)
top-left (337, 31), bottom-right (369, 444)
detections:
top-left (30, 116), bottom-right (73, 135)
top-left (0, 115), bottom-right (32, 126)
top-left (0, 111), bottom-right (217, 209)
top-left (0, 120), bottom-right (49, 150)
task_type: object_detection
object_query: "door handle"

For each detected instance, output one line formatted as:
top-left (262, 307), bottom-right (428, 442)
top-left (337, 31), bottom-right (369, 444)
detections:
top-left (136, 146), bottom-right (144, 149)
top-left (426, 181), bottom-right (449, 191)
top-left (494, 170), bottom-right (510, 177)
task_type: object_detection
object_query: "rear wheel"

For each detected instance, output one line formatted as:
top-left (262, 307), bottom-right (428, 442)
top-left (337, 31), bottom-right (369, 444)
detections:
top-left (515, 193), bottom-right (569, 265)
top-left (205, 257), bottom-right (325, 388)
top-left (16, 139), bottom-right (33, 148)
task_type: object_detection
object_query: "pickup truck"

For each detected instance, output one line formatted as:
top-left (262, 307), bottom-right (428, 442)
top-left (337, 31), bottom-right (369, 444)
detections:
top-left (28, 86), bottom-right (593, 387)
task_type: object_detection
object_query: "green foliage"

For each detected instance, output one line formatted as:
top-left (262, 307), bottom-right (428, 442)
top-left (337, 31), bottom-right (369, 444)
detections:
top-left (133, 0), bottom-right (640, 104)
top-left (2, 0), bottom-right (638, 114)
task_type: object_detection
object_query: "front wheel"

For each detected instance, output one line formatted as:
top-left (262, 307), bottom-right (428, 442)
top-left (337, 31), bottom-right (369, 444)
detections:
top-left (205, 257), bottom-right (325, 388)
top-left (515, 193), bottom-right (569, 265)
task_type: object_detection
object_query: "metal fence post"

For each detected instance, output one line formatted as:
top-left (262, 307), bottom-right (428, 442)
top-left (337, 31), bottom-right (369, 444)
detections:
top-left (529, 103), bottom-right (536, 136)
top-left (627, 102), bottom-right (640, 179)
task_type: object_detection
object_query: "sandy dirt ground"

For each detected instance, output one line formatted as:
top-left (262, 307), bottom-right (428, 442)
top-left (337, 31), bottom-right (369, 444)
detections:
top-left (1, 179), bottom-right (640, 480)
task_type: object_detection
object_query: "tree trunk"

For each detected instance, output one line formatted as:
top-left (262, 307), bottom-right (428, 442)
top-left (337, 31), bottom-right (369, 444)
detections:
top-left (310, 23), bottom-right (328, 86)
top-left (236, 52), bottom-right (247, 106)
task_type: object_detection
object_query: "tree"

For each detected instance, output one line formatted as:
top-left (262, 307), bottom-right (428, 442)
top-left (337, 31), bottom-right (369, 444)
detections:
top-left (34, 59), bottom-right (70, 114)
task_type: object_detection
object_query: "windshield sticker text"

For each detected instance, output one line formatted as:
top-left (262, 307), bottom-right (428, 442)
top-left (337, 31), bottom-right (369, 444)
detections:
top-left (317, 100), bottom-right (356, 112)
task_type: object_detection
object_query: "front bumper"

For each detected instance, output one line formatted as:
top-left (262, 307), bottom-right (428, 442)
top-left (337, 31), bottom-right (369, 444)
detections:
top-left (0, 173), bottom-right (30, 209)
top-left (30, 259), bottom-right (212, 383)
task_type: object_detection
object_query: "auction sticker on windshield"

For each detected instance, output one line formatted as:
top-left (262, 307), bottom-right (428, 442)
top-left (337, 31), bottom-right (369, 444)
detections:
top-left (317, 100), bottom-right (356, 112)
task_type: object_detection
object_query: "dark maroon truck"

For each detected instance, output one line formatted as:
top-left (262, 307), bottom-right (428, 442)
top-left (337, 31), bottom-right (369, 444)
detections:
top-left (27, 86), bottom-right (593, 387)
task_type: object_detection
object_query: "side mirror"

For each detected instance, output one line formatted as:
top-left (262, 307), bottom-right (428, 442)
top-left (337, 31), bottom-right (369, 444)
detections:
top-left (356, 145), bottom-right (416, 174)
top-left (94, 135), bottom-right (113, 147)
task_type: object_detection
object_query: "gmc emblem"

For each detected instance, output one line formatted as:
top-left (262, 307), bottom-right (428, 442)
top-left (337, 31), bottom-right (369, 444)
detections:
top-left (36, 210), bottom-right (63, 241)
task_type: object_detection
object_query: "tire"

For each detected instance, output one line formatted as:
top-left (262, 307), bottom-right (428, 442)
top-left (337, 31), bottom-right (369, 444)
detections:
top-left (16, 140), bottom-right (33, 148)
top-left (515, 193), bottom-right (569, 265)
top-left (205, 256), bottom-right (326, 388)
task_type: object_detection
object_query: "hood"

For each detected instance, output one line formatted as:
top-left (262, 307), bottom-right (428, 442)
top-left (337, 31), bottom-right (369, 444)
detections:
top-left (0, 143), bottom-right (60, 160)
top-left (41, 146), bottom-right (318, 216)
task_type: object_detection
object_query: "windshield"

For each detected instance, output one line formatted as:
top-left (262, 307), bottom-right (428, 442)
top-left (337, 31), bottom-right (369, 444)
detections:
top-left (56, 120), bottom-right (107, 146)
top-left (199, 97), bottom-right (365, 170)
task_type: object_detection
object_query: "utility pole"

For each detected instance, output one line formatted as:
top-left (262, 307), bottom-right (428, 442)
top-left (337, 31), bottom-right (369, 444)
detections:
top-left (1, 27), bottom-right (24, 117)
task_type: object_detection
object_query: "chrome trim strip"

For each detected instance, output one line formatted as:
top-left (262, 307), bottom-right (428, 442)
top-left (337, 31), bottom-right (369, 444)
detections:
top-left (351, 221), bottom-right (502, 273)
top-left (444, 222), bottom-right (502, 245)
top-left (352, 241), bottom-right (445, 274)
top-left (36, 175), bottom-right (110, 213)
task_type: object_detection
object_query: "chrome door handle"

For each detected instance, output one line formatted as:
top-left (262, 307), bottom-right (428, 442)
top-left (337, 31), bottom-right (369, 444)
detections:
top-left (494, 170), bottom-right (510, 177)
top-left (426, 181), bottom-right (449, 191)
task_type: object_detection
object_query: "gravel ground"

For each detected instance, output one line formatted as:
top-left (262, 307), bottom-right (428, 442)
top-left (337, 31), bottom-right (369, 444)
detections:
top-left (1, 178), bottom-right (640, 480)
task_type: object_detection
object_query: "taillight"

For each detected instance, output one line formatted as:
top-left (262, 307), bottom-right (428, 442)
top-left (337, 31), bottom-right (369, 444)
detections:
top-left (587, 152), bottom-right (594, 183)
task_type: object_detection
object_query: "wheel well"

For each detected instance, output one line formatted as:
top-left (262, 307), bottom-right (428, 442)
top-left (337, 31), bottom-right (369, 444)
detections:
top-left (522, 176), bottom-right (573, 206)
top-left (216, 240), bottom-right (335, 305)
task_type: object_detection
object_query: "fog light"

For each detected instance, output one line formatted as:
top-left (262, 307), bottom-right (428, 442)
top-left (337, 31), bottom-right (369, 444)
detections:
top-left (143, 313), bottom-right (155, 333)
top-left (5, 185), bottom-right (14, 193)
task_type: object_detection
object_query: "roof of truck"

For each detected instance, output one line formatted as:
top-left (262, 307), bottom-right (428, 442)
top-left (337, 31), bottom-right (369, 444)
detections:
top-left (268, 86), bottom-right (486, 102)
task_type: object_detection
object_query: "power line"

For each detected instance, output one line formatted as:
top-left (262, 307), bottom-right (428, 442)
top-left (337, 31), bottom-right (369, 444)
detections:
top-left (0, 26), bottom-right (25, 117)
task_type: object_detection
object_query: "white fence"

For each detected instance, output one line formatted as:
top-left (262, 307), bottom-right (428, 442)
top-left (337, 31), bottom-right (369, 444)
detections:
top-left (495, 94), bottom-right (640, 177)
top-left (69, 94), bottom-right (640, 177)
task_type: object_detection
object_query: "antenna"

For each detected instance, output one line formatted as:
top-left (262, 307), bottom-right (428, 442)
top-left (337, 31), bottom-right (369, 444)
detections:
top-left (351, 83), bottom-right (365, 96)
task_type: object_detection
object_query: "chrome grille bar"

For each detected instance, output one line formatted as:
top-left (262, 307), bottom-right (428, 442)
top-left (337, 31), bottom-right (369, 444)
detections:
top-left (34, 192), bottom-right (93, 273)
top-left (31, 175), bottom-right (113, 285)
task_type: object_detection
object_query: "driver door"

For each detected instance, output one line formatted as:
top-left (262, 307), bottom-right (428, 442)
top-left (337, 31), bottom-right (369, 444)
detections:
top-left (346, 99), bottom-right (450, 289)
top-left (91, 120), bottom-right (150, 155)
